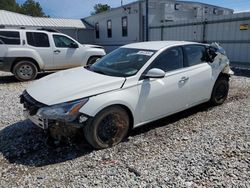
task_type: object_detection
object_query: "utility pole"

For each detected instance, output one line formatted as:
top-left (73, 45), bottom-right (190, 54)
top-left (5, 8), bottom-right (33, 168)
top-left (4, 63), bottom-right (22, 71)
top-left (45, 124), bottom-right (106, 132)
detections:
top-left (121, 0), bottom-right (123, 6)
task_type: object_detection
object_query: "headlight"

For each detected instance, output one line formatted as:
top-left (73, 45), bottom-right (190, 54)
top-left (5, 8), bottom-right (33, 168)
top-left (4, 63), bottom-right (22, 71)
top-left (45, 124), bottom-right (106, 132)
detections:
top-left (37, 98), bottom-right (89, 122)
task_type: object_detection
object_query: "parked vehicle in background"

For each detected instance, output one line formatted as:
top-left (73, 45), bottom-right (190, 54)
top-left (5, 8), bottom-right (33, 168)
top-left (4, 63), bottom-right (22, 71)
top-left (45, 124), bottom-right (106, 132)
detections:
top-left (0, 29), bottom-right (106, 81)
top-left (20, 41), bottom-right (233, 149)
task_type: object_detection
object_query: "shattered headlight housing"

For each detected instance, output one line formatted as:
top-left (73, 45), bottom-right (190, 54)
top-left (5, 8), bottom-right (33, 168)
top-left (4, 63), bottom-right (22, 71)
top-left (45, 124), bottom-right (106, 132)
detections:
top-left (37, 98), bottom-right (89, 123)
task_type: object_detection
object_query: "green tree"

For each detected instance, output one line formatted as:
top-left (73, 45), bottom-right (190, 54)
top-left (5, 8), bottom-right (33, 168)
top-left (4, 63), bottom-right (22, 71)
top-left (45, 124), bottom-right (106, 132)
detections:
top-left (91, 3), bottom-right (111, 15)
top-left (0, 0), bottom-right (19, 12)
top-left (20, 0), bottom-right (46, 17)
top-left (0, 0), bottom-right (47, 17)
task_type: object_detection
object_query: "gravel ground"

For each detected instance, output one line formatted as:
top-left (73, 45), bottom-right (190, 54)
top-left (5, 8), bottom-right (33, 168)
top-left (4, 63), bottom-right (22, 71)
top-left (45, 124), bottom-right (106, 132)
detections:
top-left (0, 71), bottom-right (249, 188)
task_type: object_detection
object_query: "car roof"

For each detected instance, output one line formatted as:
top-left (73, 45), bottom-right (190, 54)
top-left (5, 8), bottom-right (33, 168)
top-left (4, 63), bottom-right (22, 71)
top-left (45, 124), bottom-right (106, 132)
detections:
top-left (0, 28), bottom-right (58, 33)
top-left (122, 41), bottom-right (204, 51)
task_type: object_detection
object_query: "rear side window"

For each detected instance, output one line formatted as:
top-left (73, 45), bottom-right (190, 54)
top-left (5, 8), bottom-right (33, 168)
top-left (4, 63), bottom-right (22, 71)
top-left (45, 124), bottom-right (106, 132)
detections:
top-left (26, 32), bottom-right (50, 47)
top-left (0, 31), bottom-right (20, 45)
top-left (150, 47), bottom-right (184, 72)
top-left (183, 45), bottom-right (206, 66)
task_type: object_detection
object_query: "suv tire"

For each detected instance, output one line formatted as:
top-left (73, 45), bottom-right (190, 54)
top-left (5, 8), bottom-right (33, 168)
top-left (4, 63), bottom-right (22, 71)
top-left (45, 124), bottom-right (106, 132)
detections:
top-left (87, 56), bottom-right (100, 65)
top-left (84, 106), bottom-right (130, 149)
top-left (13, 60), bottom-right (38, 81)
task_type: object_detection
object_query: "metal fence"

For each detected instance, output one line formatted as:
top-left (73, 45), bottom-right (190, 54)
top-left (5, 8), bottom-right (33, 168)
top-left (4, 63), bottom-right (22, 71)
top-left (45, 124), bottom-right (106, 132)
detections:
top-left (149, 12), bottom-right (250, 69)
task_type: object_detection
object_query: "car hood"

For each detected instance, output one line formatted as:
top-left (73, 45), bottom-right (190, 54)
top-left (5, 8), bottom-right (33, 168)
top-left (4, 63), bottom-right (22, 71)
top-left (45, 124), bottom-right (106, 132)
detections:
top-left (84, 44), bottom-right (104, 49)
top-left (26, 67), bottom-right (125, 105)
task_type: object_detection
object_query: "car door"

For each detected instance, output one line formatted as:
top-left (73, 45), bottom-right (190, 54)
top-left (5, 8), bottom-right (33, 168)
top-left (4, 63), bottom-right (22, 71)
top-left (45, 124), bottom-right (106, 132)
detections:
top-left (52, 34), bottom-right (83, 69)
top-left (182, 45), bottom-right (213, 106)
top-left (26, 32), bottom-right (54, 69)
top-left (137, 47), bottom-right (191, 123)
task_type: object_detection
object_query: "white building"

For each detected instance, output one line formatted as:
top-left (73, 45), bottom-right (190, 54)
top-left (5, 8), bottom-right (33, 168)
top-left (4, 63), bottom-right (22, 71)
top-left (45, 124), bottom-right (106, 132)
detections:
top-left (0, 0), bottom-right (233, 52)
top-left (84, 0), bottom-right (233, 52)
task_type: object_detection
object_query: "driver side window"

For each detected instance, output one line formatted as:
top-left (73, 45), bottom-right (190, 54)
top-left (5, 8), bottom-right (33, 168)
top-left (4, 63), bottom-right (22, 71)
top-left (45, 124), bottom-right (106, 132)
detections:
top-left (150, 47), bottom-right (183, 72)
top-left (53, 35), bottom-right (77, 48)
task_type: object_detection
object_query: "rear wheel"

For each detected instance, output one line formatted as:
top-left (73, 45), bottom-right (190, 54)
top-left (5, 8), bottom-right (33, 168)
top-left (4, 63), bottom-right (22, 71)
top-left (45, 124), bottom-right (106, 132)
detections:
top-left (84, 106), bottom-right (130, 149)
top-left (13, 60), bottom-right (38, 81)
top-left (210, 77), bottom-right (229, 105)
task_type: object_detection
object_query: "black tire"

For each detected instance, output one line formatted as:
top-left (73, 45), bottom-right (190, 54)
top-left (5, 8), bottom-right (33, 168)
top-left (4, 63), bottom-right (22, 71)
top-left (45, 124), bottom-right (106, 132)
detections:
top-left (84, 106), bottom-right (130, 149)
top-left (13, 60), bottom-right (38, 81)
top-left (87, 56), bottom-right (100, 65)
top-left (210, 77), bottom-right (229, 105)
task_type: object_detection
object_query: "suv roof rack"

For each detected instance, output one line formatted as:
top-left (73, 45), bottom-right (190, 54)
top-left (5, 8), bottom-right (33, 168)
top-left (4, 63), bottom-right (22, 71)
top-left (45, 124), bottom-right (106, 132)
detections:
top-left (37, 28), bottom-right (61, 33)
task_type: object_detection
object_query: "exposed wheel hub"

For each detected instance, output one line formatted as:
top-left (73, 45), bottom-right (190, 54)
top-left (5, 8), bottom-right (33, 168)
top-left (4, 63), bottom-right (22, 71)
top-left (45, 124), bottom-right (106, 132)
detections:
top-left (98, 114), bottom-right (119, 142)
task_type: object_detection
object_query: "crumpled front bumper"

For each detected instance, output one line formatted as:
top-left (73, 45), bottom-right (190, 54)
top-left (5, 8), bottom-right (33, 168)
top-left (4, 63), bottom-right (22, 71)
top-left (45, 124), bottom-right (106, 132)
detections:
top-left (23, 110), bottom-right (49, 129)
top-left (23, 108), bottom-right (87, 144)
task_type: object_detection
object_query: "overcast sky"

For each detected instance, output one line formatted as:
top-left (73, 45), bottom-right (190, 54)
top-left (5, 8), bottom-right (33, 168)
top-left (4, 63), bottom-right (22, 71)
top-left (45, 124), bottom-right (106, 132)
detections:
top-left (16, 0), bottom-right (250, 19)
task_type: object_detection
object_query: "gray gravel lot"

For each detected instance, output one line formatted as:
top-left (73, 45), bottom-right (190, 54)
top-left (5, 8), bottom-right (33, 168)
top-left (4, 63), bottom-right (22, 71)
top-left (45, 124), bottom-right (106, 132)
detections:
top-left (0, 71), bottom-right (249, 187)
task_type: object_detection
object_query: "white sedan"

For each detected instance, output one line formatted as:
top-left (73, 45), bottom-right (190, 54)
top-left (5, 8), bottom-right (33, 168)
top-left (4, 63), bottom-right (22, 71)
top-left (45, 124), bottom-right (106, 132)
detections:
top-left (21, 41), bottom-right (233, 149)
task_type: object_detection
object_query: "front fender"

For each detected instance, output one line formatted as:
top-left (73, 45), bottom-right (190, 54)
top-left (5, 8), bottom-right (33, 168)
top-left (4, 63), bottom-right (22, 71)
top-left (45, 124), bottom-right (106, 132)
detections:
top-left (79, 87), bottom-right (139, 126)
top-left (83, 48), bottom-right (106, 63)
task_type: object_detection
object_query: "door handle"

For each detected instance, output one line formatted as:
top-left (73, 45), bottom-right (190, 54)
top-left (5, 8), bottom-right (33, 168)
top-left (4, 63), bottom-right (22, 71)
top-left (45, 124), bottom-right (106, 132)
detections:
top-left (179, 76), bottom-right (189, 83)
top-left (54, 50), bottom-right (61, 54)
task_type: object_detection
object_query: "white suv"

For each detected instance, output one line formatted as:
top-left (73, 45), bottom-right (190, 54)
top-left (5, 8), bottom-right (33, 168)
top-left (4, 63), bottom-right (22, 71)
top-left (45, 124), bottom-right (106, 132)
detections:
top-left (0, 29), bottom-right (106, 81)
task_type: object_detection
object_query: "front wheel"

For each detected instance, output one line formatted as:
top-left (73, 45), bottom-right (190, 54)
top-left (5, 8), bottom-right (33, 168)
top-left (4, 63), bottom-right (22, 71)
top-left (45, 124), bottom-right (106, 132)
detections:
top-left (84, 106), bottom-right (130, 149)
top-left (87, 56), bottom-right (100, 66)
top-left (13, 60), bottom-right (38, 81)
top-left (210, 77), bottom-right (229, 105)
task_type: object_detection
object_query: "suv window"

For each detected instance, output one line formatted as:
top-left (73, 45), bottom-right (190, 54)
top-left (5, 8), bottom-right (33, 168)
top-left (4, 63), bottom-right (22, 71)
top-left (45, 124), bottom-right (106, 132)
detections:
top-left (183, 45), bottom-right (206, 66)
top-left (0, 31), bottom-right (20, 45)
top-left (26, 32), bottom-right (50, 47)
top-left (53, 35), bottom-right (77, 48)
top-left (150, 47), bottom-right (183, 72)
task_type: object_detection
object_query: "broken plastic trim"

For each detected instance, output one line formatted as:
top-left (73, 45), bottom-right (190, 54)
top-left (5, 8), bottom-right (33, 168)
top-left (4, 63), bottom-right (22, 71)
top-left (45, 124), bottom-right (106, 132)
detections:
top-left (222, 64), bottom-right (234, 75)
top-left (210, 42), bottom-right (226, 55)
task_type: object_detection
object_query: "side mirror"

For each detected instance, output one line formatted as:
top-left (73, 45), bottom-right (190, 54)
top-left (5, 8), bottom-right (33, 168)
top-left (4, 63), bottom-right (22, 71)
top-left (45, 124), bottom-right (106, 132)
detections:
top-left (143, 68), bottom-right (165, 79)
top-left (70, 43), bottom-right (79, 48)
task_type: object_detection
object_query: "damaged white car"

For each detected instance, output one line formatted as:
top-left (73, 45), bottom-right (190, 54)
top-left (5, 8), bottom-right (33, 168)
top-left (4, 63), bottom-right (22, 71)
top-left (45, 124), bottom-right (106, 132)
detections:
top-left (20, 41), bottom-right (233, 149)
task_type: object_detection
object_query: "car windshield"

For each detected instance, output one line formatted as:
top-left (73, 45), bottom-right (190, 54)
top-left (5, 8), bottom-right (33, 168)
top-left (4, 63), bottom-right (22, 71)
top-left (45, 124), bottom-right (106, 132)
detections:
top-left (89, 48), bottom-right (156, 77)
